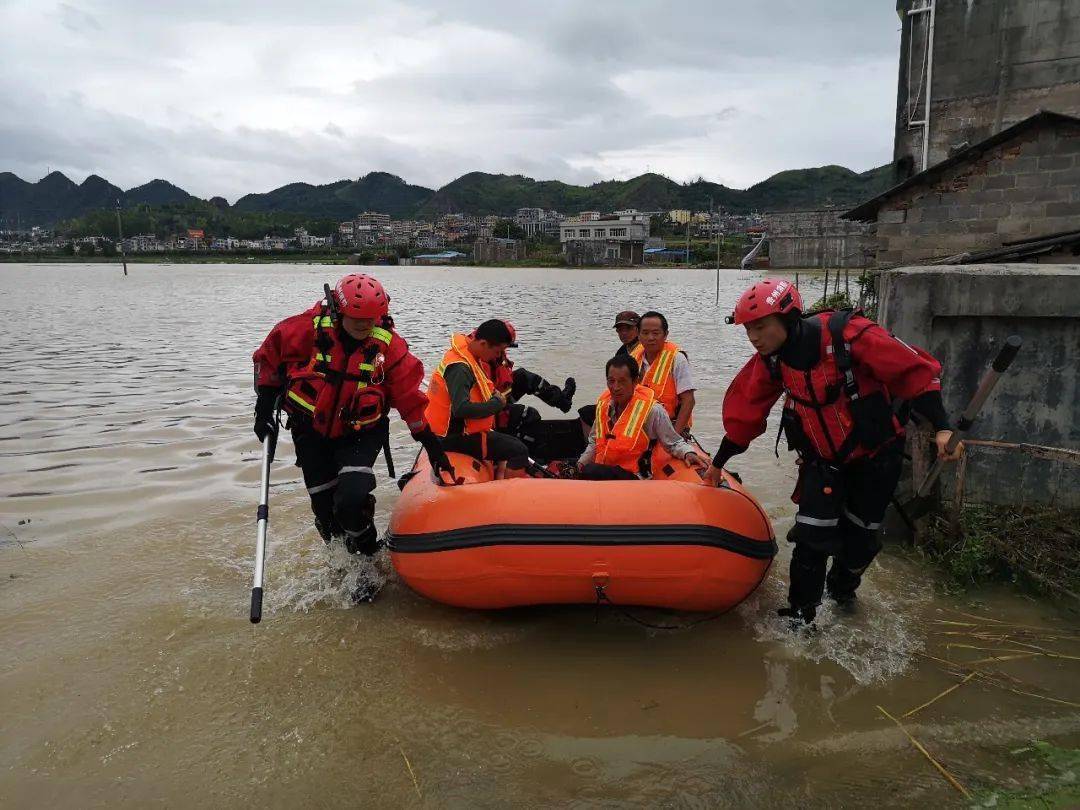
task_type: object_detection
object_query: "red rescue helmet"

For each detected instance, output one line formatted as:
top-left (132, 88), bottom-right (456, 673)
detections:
top-left (728, 278), bottom-right (802, 325)
top-left (333, 274), bottom-right (390, 319)
top-left (501, 320), bottom-right (518, 348)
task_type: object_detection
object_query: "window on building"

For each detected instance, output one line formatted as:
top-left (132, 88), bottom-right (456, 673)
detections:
top-left (579, 229), bottom-right (590, 238)
top-left (594, 229), bottom-right (606, 238)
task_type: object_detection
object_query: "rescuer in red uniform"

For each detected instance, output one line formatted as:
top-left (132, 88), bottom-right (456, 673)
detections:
top-left (705, 278), bottom-right (963, 625)
top-left (252, 274), bottom-right (453, 557)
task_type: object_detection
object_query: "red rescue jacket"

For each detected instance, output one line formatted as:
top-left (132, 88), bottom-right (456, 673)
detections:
top-left (253, 301), bottom-right (428, 439)
top-left (486, 354), bottom-right (515, 429)
top-left (722, 311), bottom-right (942, 462)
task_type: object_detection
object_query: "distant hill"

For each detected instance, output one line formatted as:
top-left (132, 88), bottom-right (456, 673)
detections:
top-left (1, 162), bottom-right (896, 228)
top-left (415, 165), bottom-right (892, 218)
top-left (0, 171), bottom-right (124, 225)
top-left (234, 172), bottom-right (434, 220)
top-left (125, 179), bottom-right (199, 206)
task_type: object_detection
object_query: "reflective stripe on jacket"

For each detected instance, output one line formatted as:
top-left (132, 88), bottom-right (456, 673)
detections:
top-left (631, 340), bottom-right (691, 427)
top-left (722, 311), bottom-right (942, 462)
top-left (252, 301), bottom-right (429, 438)
top-left (594, 385), bottom-right (656, 474)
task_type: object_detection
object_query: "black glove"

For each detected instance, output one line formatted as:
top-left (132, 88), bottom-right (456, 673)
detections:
top-left (253, 386), bottom-right (281, 443)
top-left (711, 436), bottom-right (747, 470)
top-left (412, 426), bottom-right (455, 478)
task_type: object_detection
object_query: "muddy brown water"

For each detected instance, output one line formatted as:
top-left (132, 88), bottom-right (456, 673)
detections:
top-left (1, 263), bottom-right (1077, 808)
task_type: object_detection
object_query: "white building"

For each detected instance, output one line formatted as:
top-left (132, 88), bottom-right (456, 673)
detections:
top-left (357, 212), bottom-right (390, 231)
top-left (515, 207), bottom-right (563, 237)
top-left (560, 211), bottom-right (650, 265)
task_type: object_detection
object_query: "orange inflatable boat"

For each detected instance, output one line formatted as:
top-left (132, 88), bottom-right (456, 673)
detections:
top-left (388, 422), bottom-right (776, 612)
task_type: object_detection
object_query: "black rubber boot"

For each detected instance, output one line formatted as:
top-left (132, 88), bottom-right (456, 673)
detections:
top-left (777, 604), bottom-right (817, 629)
top-left (344, 523), bottom-right (382, 556)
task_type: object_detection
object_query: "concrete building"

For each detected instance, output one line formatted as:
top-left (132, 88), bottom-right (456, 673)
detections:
top-left (895, 0), bottom-right (1080, 178)
top-left (357, 211), bottom-right (390, 231)
top-left (846, 111), bottom-right (1080, 266)
top-left (560, 213), bottom-right (649, 266)
top-left (668, 209), bottom-right (692, 225)
top-left (878, 264), bottom-right (1079, 508)
top-left (577, 211), bottom-right (602, 222)
top-left (473, 236), bottom-right (524, 263)
top-left (766, 209), bottom-right (875, 269)
top-left (515, 207), bottom-right (562, 237)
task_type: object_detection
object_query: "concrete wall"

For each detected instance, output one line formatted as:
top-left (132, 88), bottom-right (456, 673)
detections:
top-left (765, 209), bottom-right (875, 269)
top-left (563, 239), bottom-right (644, 266)
top-left (874, 117), bottom-right (1080, 265)
top-left (895, 0), bottom-right (1080, 173)
top-left (878, 264), bottom-right (1080, 507)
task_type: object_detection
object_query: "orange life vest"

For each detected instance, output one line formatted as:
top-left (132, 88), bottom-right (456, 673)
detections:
top-left (282, 307), bottom-right (395, 438)
top-left (593, 385), bottom-right (656, 474)
top-left (425, 334), bottom-right (497, 437)
top-left (631, 341), bottom-right (692, 427)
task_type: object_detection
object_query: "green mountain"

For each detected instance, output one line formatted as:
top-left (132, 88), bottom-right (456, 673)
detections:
top-left (0, 171), bottom-right (125, 225)
top-left (2, 162), bottom-right (896, 229)
top-left (742, 164), bottom-right (895, 211)
top-left (125, 179), bottom-right (199, 206)
top-left (233, 172), bottom-right (434, 219)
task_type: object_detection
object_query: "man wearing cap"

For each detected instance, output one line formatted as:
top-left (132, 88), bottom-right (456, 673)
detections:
top-left (613, 310), bottom-right (641, 357)
top-left (579, 310), bottom-right (643, 431)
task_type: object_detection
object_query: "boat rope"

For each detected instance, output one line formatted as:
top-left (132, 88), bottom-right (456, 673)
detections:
top-left (592, 583), bottom-right (725, 631)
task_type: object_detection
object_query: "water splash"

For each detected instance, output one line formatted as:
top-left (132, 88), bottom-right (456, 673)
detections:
top-left (739, 545), bottom-right (930, 685)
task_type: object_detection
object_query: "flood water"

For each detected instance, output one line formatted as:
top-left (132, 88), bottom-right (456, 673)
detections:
top-left (1, 262), bottom-right (1077, 807)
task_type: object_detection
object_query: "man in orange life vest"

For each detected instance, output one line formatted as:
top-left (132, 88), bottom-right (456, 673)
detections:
top-left (704, 279), bottom-right (962, 625)
top-left (578, 311), bottom-right (641, 431)
top-left (630, 311), bottom-right (696, 437)
top-left (475, 319), bottom-right (576, 440)
top-left (425, 319), bottom-right (532, 473)
top-left (252, 274), bottom-right (453, 556)
top-left (577, 354), bottom-right (706, 480)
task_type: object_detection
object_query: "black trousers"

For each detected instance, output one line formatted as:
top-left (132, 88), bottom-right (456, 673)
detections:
top-left (441, 430), bottom-right (529, 468)
top-left (787, 443), bottom-right (904, 610)
top-left (292, 421), bottom-right (386, 543)
top-left (578, 462), bottom-right (638, 481)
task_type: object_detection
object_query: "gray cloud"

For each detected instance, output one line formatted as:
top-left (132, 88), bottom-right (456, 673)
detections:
top-left (0, 0), bottom-right (900, 200)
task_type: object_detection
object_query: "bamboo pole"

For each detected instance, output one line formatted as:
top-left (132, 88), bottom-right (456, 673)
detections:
top-left (901, 671), bottom-right (977, 718)
top-left (877, 705), bottom-right (973, 800)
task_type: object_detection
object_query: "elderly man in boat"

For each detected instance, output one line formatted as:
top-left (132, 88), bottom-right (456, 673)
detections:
top-left (576, 354), bottom-right (707, 480)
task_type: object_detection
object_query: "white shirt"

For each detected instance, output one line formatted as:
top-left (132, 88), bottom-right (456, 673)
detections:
top-left (639, 350), bottom-right (695, 395)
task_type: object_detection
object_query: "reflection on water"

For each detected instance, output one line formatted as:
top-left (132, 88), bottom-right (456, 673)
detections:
top-left (0, 263), bottom-right (1077, 807)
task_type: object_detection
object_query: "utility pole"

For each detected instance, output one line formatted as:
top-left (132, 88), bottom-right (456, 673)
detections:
top-left (115, 199), bottom-right (127, 276)
top-left (685, 215), bottom-right (690, 269)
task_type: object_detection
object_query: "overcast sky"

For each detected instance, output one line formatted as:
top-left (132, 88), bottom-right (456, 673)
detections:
top-left (0, 1), bottom-right (901, 201)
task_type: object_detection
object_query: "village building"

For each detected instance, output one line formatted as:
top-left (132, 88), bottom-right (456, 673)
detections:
top-left (560, 212), bottom-right (649, 265)
top-left (844, 111), bottom-right (1080, 266)
top-left (895, 0), bottom-right (1080, 178)
top-left (765, 208), bottom-right (874, 269)
top-left (473, 236), bottom-right (524, 263)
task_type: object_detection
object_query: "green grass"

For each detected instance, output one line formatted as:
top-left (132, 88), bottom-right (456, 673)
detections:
top-left (918, 504), bottom-right (1080, 599)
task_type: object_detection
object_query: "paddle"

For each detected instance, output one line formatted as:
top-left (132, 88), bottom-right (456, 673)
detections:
top-left (903, 335), bottom-right (1022, 519)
